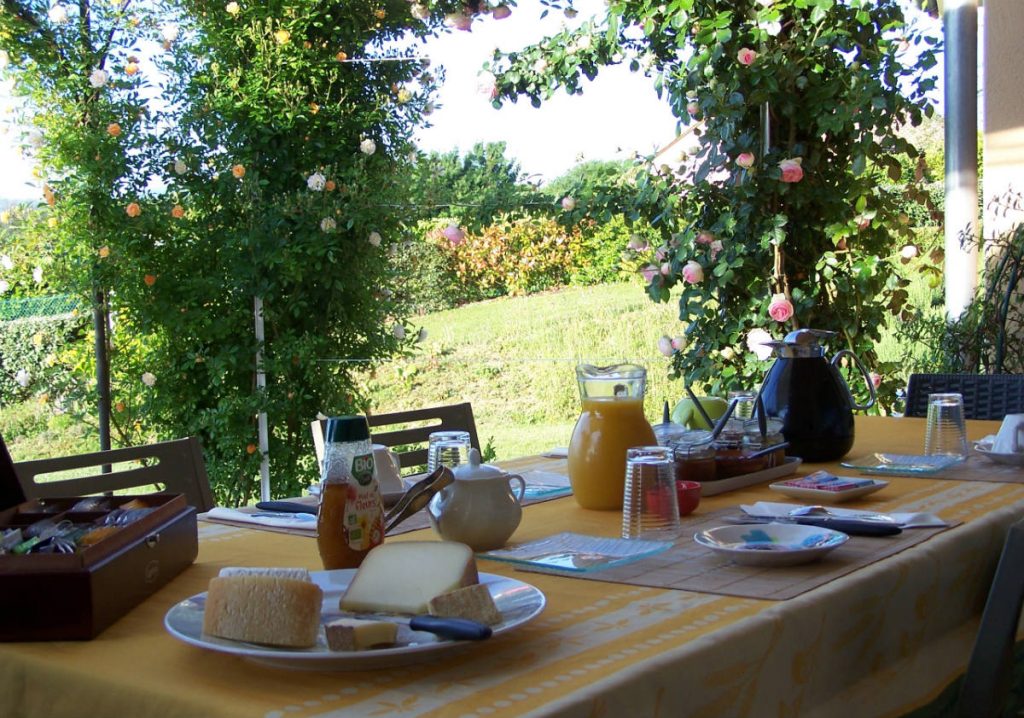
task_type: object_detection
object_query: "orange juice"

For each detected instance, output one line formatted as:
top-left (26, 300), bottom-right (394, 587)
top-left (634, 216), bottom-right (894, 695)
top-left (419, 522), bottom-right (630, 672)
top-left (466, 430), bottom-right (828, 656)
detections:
top-left (568, 396), bottom-right (657, 510)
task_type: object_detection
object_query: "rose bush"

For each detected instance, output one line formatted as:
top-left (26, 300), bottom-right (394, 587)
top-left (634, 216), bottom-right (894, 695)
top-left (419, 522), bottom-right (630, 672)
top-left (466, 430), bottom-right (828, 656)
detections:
top-left (487, 0), bottom-right (938, 403)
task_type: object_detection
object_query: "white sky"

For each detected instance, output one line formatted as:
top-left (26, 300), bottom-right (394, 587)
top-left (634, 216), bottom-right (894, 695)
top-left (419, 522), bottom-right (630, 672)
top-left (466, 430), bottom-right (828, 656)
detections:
top-left (0, 0), bottom-right (678, 200)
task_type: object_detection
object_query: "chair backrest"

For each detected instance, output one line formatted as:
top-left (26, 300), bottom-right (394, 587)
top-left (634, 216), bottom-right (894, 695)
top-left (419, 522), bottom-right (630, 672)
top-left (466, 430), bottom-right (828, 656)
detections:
top-left (311, 403), bottom-right (480, 472)
top-left (955, 518), bottom-right (1024, 718)
top-left (12, 437), bottom-right (215, 512)
top-left (905, 373), bottom-right (1024, 420)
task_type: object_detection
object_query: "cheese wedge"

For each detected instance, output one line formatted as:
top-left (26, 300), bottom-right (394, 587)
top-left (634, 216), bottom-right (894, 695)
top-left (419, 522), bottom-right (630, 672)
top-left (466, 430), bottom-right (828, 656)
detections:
top-left (339, 541), bottom-right (479, 615)
top-left (324, 618), bottom-right (398, 651)
top-left (203, 573), bottom-right (322, 648)
top-left (428, 583), bottom-right (502, 626)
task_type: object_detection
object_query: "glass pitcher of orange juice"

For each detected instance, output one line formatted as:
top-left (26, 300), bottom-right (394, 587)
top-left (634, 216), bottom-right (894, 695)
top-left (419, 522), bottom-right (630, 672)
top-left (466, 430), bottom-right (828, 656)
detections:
top-left (568, 363), bottom-right (657, 510)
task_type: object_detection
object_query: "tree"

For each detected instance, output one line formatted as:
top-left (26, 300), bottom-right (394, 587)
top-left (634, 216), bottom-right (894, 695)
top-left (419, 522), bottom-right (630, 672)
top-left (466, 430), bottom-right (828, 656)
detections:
top-left (0, 0), bottom-right (518, 502)
top-left (487, 0), bottom-right (939, 403)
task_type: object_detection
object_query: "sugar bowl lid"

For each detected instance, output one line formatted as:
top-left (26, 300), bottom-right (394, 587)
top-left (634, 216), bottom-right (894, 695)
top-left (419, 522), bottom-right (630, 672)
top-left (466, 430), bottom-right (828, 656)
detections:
top-left (451, 448), bottom-right (506, 480)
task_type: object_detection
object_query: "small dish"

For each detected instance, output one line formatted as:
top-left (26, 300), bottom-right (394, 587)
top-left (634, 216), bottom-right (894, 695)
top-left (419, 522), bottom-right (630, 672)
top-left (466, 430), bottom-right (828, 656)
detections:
top-left (973, 442), bottom-right (1024, 467)
top-left (694, 523), bottom-right (849, 567)
top-left (840, 452), bottom-right (961, 476)
top-left (769, 471), bottom-right (887, 503)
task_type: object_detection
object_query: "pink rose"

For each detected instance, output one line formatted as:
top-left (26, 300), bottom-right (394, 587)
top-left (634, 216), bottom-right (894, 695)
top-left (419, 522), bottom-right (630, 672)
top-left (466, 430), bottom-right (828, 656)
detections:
top-left (778, 157), bottom-right (804, 183)
top-left (900, 245), bottom-right (918, 259)
top-left (869, 371), bottom-right (882, 389)
top-left (442, 224), bottom-right (465, 245)
top-left (640, 264), bottom-right (659, 283)
top-left (768, 293), bottom-right (794, 322)
top-left (627, 235), bottom-right (648, 252)
top-left (681, 260), bottom-right (703, 284)
top-left (695, 231), bottom-right (714, 245)
top-left (736, 152), bottom-right (755, 169)
top-left (657, 336), bottom-right (674, 357)
top-left (446, 12), bottom-right (472, 31)
top-left (561, 196), bottom-right (576, 211)
top-left (709, 240), bottom-right (723, 260)
top-left (491, 5), bottom-right (511, 20)
top-left (686, 100), bottom-right (699, 116)
top-left (654, 247), bottom-right (667, 261)
top-left (737, 48), bottom-right (758, 66)
top-left (660, 262), bottom-right (672, 276)
top-left (671, 336), bottom-right (686, 351)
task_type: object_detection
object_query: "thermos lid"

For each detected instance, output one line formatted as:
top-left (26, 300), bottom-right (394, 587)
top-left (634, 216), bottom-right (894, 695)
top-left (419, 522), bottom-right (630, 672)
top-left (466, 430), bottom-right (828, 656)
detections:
top-left (324, 415), bottom-right (370, 443)
top-left (768, 328), bottom-right (837, 358)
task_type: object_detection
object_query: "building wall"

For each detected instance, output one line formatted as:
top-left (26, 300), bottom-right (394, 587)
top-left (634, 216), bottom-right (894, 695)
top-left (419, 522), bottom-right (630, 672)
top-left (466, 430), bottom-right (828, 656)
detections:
top-left (983, 0), bottom-right (1024, 239)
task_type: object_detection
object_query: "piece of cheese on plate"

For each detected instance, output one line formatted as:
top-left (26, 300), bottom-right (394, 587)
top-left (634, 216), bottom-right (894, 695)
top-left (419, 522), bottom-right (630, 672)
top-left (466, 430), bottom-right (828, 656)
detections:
top-left (203, 571), bottom-right (322, 648)
top-left (340, 541), bottom-right (479, 615)
top-left (428, 583), bottom-right (502, 626)
top-left (324, 618), bottom-right (398, 651)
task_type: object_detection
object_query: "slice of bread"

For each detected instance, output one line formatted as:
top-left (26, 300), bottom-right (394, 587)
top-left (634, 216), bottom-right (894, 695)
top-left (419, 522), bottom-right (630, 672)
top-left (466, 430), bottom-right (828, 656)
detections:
top-left (340, 541), bottom-right (479, 615)
top-left (203, 571), bottom-right (322, 648)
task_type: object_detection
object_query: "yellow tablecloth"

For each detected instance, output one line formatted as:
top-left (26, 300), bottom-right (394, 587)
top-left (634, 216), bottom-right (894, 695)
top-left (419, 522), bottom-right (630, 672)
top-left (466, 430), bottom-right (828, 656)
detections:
top-left (1, 416), bottom-right (1022, 718)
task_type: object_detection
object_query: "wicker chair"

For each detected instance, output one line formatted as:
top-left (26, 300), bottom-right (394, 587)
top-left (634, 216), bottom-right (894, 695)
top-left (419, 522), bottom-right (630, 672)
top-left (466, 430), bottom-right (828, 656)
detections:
top-left (8, 436), bottom-right (215, 512)
top-left (311, 403), bottom-right (480, 471)
top-left (904, 374), bottom-right (1024, 420)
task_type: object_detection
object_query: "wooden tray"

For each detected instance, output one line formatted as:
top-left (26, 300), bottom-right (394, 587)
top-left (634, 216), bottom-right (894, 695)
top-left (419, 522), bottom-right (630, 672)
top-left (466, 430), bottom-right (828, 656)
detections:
top-left (698, 457), bottom-right (803, 496)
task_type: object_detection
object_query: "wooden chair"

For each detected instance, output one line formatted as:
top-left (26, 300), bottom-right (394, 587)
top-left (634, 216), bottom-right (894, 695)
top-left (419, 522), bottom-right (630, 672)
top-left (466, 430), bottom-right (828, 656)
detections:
top-left (10, 437), bottom-right (215, 512)
top-left (955, 518), bottom-right (1024, 718)
top-left (904, 374), bottom-right (1024, 420)
top-left (311, 403), bottom-right (480, 471)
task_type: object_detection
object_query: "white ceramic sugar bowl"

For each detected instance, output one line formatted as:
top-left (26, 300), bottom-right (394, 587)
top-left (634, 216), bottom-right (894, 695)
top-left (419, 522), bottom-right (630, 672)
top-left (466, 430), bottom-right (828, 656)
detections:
top-left (426, 449), bottom-right (526, 551)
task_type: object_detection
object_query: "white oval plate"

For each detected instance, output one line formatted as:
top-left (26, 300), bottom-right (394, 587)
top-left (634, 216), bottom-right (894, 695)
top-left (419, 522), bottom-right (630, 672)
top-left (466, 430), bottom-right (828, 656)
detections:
top-left (164, 570), bottom-right (544, 670)
top-left (973, 442), bottom-right (1024, 467)
top-left (694, 523), bottom-right (849, 567)
top-left (768, 478), bottom-right (888, 503)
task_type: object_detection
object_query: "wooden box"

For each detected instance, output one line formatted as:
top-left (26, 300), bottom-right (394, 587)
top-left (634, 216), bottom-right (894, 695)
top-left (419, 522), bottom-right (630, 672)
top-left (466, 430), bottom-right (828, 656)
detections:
top-left (0, 493), bottom-right (198, 641)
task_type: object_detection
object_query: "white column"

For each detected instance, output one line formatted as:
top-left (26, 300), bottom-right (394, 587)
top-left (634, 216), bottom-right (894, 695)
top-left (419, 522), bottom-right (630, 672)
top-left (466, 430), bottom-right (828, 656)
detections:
top-left (254, 295), bottom-right (271, 501)
top-left (943, 0), bottom-right (980, 319)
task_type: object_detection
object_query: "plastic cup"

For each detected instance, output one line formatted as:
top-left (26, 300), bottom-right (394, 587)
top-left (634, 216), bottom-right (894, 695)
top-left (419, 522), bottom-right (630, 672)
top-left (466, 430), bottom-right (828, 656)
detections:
top-left (621, 446), bottom-right (680, 540)
top-left (426, 431), bottom-right (471, 472)
top-left (924, 393), bottom-right (969, 460)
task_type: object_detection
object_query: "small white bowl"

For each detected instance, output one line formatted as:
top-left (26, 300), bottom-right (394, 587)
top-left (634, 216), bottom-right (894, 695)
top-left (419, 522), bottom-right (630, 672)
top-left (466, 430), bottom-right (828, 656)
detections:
top-left (694, 523), bottom-right (849, 567)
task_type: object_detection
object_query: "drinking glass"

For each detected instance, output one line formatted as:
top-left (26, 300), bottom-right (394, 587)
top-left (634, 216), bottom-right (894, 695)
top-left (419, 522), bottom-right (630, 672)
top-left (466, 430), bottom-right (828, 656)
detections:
top-left (621, 446), bottom-right (680, 540)
top-left (426, 430), bottom-right (471, 472)
top-left (924, 393), bottom-right (969, 460)
top-left (728, 390), bottom-right (757, 421)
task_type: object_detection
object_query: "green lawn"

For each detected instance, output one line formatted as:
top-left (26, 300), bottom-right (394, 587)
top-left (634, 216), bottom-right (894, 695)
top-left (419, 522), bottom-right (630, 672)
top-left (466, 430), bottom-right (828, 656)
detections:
top-left (358, 281), bottom-right (686, 460)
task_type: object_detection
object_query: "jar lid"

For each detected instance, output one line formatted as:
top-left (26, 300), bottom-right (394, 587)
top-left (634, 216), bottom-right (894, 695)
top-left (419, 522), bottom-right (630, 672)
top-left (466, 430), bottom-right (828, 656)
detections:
top-left (324, 415), bottom-right (370, 443)
top-left (652, 421), bottom-right (688, 446)
top-left (669, 429), bottom-right (713, 447)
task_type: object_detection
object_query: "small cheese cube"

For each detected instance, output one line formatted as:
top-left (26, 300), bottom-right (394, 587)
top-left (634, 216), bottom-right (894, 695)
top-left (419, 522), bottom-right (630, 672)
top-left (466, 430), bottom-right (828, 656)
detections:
top-left (428, 584), bottom-right (502, 626)
top-left (325, 618), bottom-right (398, 651)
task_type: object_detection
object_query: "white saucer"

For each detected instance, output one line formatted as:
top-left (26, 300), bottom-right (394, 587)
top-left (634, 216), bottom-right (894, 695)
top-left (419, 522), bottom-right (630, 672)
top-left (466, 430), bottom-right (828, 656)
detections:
top-left (694, 523), bottom-right (849, 567)
top-left (974, 442), bottom-right (1024, 467)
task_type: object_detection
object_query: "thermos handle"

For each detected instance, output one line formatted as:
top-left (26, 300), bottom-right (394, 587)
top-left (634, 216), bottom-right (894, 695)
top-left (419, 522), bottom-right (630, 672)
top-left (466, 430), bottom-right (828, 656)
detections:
top-left (831, 349), bottom-right (876, 411)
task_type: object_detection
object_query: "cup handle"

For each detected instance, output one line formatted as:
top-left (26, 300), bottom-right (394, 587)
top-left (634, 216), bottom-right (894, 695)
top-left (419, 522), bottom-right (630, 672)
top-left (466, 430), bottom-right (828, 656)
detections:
top-left (508, 474), bottom-right (526, 504)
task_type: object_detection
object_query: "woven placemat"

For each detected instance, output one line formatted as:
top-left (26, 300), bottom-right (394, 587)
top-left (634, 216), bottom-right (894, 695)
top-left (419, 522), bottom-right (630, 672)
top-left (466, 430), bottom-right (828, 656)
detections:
top-left (501, 507), bottom-right (957, 601)
top-left (200, 469), bottom-right (572, 538)
top-left (928, 455), bottom-right (1024, 483)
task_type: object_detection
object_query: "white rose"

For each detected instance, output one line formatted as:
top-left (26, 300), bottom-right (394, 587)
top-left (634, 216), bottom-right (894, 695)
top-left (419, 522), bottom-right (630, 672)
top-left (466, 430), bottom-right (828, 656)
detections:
top-left (32, 266), bottom-right (43, 283)
top-left (747, 328), bottom-right (775, 361)
top-left (320, 217), bottom-right (336, 232)
top-left (15, 369), bottom-right (30, 387)
top-left (368, 231), bottom-right (382, 247)
top-left (161, 23), bottom-right (179, 43)
top-left (0, 254), bottom-right (12, 270)
top-left (392, 324), bottom-right (406, 340)
top-left (900, 245), bottom-right (919, 259)
top-left (141, 372), bottom-right (157, 387)
top-left (48, 5), bottom-right (68, 24)
top-left (306, 172), bottom-right (326, 191)
top-left (88, 68), bottom-right (108, 88)
top-left (173, 159), bottom-right (187, 175)
top-left (657, 335), bottom-right (674, 357)
top-left (359, 138), bottom-right (376, 155)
